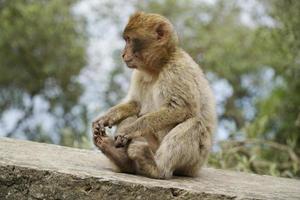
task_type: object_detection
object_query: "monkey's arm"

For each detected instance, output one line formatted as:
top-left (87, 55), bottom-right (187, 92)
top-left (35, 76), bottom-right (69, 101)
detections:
top-left (116, 106), bottom-right (190, 139)
top-left (93, 101), bottom-right (140, 134)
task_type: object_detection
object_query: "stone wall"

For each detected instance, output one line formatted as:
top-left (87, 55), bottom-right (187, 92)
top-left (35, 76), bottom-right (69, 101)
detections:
top-left (0, 137), bottom-right (299, 200)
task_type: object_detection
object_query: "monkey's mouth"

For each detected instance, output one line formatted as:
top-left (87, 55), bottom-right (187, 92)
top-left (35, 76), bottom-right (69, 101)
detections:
top-left (126, 64), bottom-right (137, 69)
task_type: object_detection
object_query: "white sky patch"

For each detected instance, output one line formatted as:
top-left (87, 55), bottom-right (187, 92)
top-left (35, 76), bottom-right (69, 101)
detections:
top-left (238, 0), bottom-right (275, 27)
top-left (0, 109), bottom-right (23, 135)
top-left (74, 0), bottom-right (134, 118)
top-left (0, 95), bottom-right (56, 138)
top-left (207, 72), bottom-right (233, 116)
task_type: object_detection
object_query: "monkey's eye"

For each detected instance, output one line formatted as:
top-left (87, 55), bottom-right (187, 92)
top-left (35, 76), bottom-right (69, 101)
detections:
top-left (124, 36), bottom-right (130, 42)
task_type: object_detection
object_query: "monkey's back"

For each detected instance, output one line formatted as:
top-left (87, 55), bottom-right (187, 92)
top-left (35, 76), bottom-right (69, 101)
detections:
top-left (160, 49), bottom-right (217, 134)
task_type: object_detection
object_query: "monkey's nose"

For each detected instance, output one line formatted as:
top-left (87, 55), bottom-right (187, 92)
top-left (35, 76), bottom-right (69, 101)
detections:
top-left (123, 54), bottom-right (133, 63)
top-left (125, 59), bottom-right (133, 63)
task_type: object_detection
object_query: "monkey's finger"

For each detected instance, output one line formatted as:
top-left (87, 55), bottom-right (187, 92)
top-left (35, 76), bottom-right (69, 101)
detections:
top-left (93, 131), bottom-right (101, 138)
top-left (114, 136), bottom-right (124, 148)
top-left (93, 121), bottom-right (102, 131)
top-left (93, 131), bottom-right (98, 137)
top-left (96, 123), bottom-right (102, 130)
top-left (94, 126), bottom-right (100, 133)
top-left (93, 132), bottom-right (97, 138)
top-left (94, 128), bottom-right (106, 138)
top-left (99, 129), bottom-right (107, 137)
top-left (94, 123), bottom-right (105, 135)
top-left (94, 133), bottom-right (100, 138)
top-left (96, 121), bottom-right (106, 131)
top-left (93, 129), bottom-right (100, 136)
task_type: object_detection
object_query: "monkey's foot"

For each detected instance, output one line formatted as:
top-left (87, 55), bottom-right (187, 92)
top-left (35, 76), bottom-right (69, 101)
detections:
top-left (93, 122), bottom-right (107, 137)
top-left (93, 135), bottom-right (116, 154)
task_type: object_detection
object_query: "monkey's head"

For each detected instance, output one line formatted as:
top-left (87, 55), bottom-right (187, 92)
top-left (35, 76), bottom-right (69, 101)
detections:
top-left (122, 12), bottom-right (178, 73)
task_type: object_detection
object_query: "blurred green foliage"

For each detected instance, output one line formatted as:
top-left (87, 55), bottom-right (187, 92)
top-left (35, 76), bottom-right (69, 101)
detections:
top-left (0, 0), bottom-right (89, 147)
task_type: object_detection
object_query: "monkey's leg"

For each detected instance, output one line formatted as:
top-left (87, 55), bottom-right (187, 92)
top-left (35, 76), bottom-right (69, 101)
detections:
top-left (128, 118), bottom-right (211, 179)
top-left (127, 138), bottom-right (162, 178)
top-left (157, 118), bottom-right (211, 177)
top-left (94, 135), bottom-right (136, 173)
top-left (116, 115), bottom-right (138, 132)
top-left (94, 115), bottom-right (139, 173)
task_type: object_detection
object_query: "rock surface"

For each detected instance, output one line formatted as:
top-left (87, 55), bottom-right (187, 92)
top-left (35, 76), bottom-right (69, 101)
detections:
top-left (0, 137), bottom-right (299, 200)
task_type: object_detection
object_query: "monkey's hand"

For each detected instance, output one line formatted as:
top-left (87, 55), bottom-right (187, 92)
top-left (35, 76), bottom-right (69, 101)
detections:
top-left (92, 115), bottom-right (115, 136)
top-left (92, 126), bottom-right (107, 146)
top-left (114, 135), bottom-right (131, 148)
top-left (114, 128), bottom-right (142, 148)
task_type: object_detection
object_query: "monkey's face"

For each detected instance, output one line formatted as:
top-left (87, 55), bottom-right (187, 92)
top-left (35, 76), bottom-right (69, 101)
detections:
top-left (121, 34), bottom-right (145, 69)
top-left (122, 31), bottom-right (159, 71)
top-left (122, 12), bottom-right (177, 72)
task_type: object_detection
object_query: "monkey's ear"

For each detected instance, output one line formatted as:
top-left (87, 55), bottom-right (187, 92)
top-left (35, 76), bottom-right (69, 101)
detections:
top-left (155, 22), bottom-right (170, 40)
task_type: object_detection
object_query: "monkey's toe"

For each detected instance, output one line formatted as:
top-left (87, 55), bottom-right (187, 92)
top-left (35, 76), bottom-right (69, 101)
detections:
top-left (93, 127), bottom-right (107, 139)
top-left (94, 136), bottom-right (115, 153)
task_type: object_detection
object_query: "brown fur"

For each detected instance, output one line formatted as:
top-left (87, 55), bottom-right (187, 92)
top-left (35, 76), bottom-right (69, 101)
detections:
top-left (93, 11), bottom-right (216, 179)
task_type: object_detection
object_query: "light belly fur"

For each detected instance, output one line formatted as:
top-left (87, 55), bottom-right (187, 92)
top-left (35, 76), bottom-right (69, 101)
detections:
top-left (138, 82), bottom-right (167, 152)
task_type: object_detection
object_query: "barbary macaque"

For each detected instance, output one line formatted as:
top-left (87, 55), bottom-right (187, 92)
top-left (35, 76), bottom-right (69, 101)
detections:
top-left (92, 11), bottom-right (216, 179)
